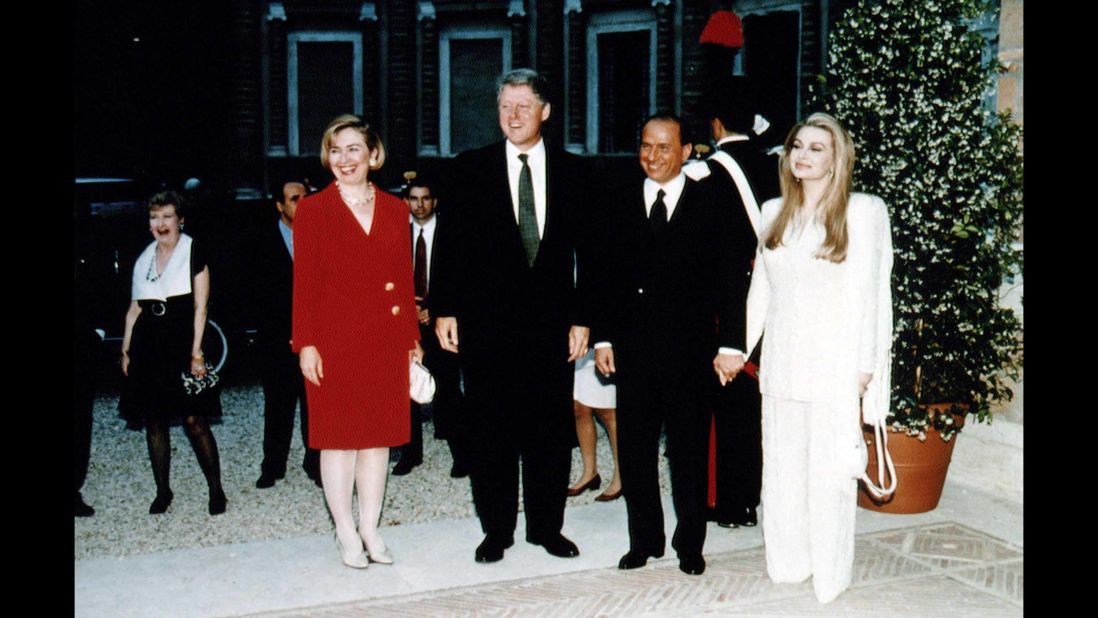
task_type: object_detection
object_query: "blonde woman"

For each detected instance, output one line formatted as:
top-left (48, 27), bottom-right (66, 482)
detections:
top-left (293, 114), bottom-right (423, 568)
top-left (745, 112), bottom-right (893, 603)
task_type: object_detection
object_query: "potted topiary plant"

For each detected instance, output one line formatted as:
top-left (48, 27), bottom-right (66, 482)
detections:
top-left (817, 0), bottom-right (1023, 512)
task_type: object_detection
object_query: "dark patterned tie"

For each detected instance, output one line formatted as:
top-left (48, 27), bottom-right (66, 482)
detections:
top-left (517, 153), bottom-right (540, 267)
top-left (649, 189), bottom-right (668, 234)
top-left (414, 227), bottom-right (428, 298)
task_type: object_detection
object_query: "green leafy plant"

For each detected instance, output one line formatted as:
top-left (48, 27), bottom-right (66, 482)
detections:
top-left (817, 0), bottom-right (1023, 441)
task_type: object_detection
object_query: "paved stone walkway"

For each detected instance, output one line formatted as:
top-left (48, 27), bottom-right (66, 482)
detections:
top-left (244, 522), bottom-right (1022, 617)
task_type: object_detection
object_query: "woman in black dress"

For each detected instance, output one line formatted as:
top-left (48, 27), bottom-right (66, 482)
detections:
top-left (120, 191), bottom-right (227, 515)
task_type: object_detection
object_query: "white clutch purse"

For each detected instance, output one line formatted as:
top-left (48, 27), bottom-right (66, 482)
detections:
top-left (410, 360), bottom-right (436, 404)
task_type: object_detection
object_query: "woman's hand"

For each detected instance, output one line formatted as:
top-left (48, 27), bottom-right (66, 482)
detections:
top-left (121, 351), bottom-right (130, 376)
top-left (190, 353), bottom-right (207, 377)
top-left (300, 345), bottom-right (324, 386)
top-left (858, 372), bottom-right (873, 396)
top-left (410, 341), bottom-right (424, 364)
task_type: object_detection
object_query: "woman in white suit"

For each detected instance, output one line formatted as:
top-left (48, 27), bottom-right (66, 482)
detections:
top-left (745, 112), bottom-right (892, 603)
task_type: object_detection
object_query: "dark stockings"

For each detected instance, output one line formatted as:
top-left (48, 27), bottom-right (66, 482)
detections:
top-left (145, 416), bottom-right (225, 511)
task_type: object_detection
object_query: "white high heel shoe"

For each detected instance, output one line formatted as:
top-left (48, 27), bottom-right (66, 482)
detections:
top-left (361, 534), bottom-right (394, 565)
top-left (336, 534), bottom-right (369, 569)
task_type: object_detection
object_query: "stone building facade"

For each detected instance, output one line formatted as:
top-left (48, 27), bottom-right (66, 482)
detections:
top-left (230, 0), bottom-right (865, 197)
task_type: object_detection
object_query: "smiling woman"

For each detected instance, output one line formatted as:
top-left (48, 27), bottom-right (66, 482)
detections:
top-left (292, 114), bottom-right (423, 569)
top-left (119, 191), bottom-right (227, 517)
top-left (745, 112), bottom-right (893, 603)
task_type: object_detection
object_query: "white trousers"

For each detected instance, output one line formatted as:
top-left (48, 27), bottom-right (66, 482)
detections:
top-left (761, 396), bottom-right (860, 604)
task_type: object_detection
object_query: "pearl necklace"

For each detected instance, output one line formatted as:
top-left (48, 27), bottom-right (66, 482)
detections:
top-left (337, 180), bottom-right (375, 208)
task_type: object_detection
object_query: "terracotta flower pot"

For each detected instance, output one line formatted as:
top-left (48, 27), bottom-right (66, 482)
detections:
top-left (857, 404), bottom-right (966, 514)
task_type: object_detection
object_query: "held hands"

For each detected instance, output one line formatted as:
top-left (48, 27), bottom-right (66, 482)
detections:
top-left (713, 353), bottom-right (745, 386)
top-left (436, 317), bottom-right (459, 353)
top-left (567, 326), bottom-right (590, 362)
top-left (300, 345), bottom-right (324, 386)
top-left (595, 347), bottom-right (616, 377)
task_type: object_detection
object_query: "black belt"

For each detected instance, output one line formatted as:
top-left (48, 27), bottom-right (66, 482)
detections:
top-left (139, 300), bottom-right (168, 316)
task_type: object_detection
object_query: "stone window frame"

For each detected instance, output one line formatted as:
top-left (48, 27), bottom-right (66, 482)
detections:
top-left (438, 26), bottom-right (514, 156)
top-left (286, 31), bottom-right (364, 156)
top-left (584, 9), bottom-right (658, 155)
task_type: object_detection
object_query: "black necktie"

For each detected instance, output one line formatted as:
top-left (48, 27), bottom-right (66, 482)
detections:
top-left (414, 227), bottom-right (427, 298)
top-left (517, 153), bottom-right (540, 267)
top-left (649, 189), bottom-right (667, 234)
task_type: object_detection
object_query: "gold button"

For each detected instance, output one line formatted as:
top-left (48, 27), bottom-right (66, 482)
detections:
top-left (391, 305), bottom-right (400, 315)
top-left (385, 282), bottom-right (395, 291)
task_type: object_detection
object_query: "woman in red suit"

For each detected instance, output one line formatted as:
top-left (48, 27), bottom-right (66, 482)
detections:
top-left (293, 114), bottom-right (422, 568)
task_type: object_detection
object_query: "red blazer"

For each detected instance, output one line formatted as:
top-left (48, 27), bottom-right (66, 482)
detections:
top-left (291, 182), bottom-right (419, 448)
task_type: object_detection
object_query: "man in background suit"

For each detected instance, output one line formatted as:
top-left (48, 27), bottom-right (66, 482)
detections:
top-left (685, 77), bottom-right (780, 528)
top-left (594, 114), bottom-right (756, 575)
top-left (255, 180), bottom-right (321, 489)
top-left (432, 68), bottom-right (594, 564)
top-left (393, 174), bottom-right (470, 479)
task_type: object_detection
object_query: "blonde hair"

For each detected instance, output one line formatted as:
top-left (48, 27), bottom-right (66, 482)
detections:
top-left (765, 112), bottom-right (855, 263)
top-left (319, 114), bottom-right (386, 171)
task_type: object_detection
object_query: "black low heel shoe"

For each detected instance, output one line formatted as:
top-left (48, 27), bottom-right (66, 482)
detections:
top-left (149, 490), bottom-right (174, 515)
top-left (209, 489), bottom-right (227, 515)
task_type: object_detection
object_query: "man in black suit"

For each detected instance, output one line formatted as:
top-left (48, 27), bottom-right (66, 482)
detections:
top-left (689, 78), bottom-right (781, 529)
top-left (594, 114), bottom-right (756, 575)
top-left (392, 174), bottom-right (470, 479)
top-left (432, 69), bottom-right (594, 564)
top-left (254, 180), bottom-right (320, 488)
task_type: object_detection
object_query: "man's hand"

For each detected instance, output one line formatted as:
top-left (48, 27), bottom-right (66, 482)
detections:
top-left (595, 347), bottom-right (616, 376)
top-left (567, 326), bottom-right (590, 362)
top-left (436, 317), bottom-right (459, 353)
top-left (713, 352), bottom-right (745, 386)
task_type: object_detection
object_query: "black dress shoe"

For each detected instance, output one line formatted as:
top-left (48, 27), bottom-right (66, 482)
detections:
top-left (678, 554), bottom-right (706, 575)
top-left (716, 519), bottom-right (739, 529)
top-left (255, 473), bottom-right (278, 489)
top-left (450, 463), bottom-right (470, 478)
top-left (149, 490), bottom-right (173, 515)
top-left (475, 536), bottom-right (513, 563)
top-left (392, 459), bottom-right (421, 476)
top-left (74, 493), bottom-right (95, 517)
top-left (731, 507), bottom-right (758, 527)
top-left (209, 489), bottom-right (227, 515)
top-left (529, 534), bottom-right (579, 558)
top-left (567, 474), bottom-right (602, 497)
top-left (618, 549), bottom-right (664, 570)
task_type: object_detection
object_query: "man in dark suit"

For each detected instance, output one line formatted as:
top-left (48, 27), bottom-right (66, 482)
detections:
top-left (432, 69), bottom-right (594, 564)
top-left (392, 174), bottom-right (470, 479)
top-left (689, 78), bottom-right (781, 529)
top-left (594, 114), bottom-right (756, 575)
top-left (254, 180), bottom-right (321, 489)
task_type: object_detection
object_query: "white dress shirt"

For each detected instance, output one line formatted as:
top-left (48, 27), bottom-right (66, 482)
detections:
top-left (643, 172), bottom-right (687, 220)
top-left (410, 214), bottom-right (437, 287)
top-left (278, 219), bottom-right (294, 259)
top-left (505, 138), bottom-right (547, 239)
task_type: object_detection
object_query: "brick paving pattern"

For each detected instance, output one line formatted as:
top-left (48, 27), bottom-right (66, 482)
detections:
top-left (244, 522), bottom-right (1022, 617)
